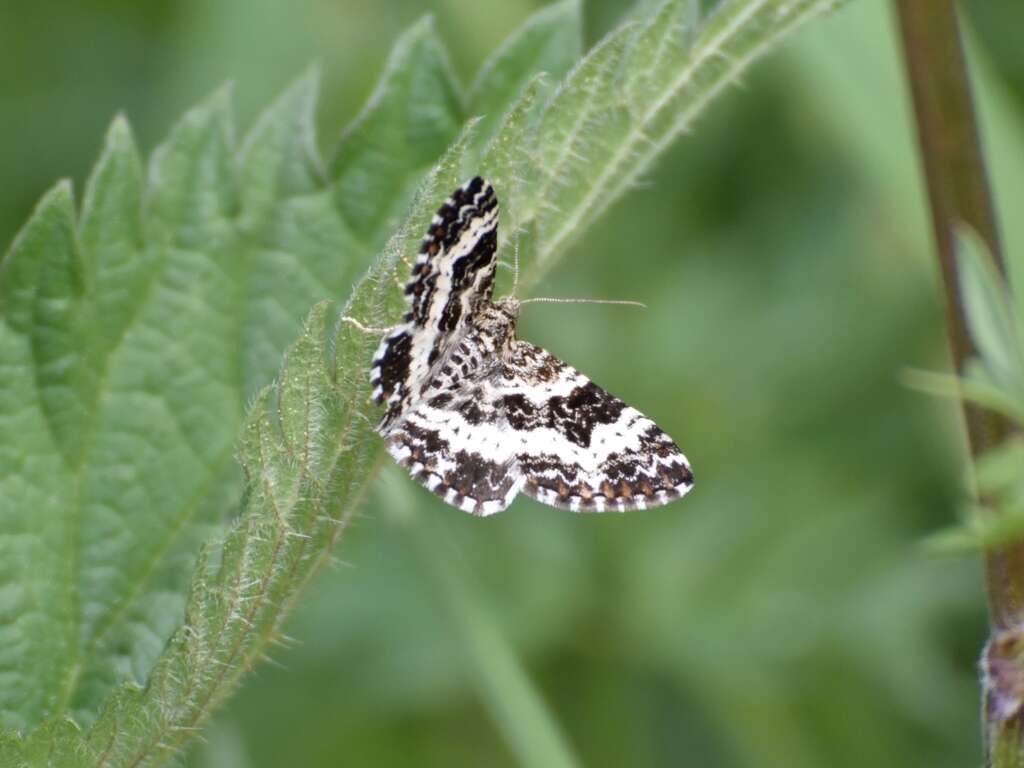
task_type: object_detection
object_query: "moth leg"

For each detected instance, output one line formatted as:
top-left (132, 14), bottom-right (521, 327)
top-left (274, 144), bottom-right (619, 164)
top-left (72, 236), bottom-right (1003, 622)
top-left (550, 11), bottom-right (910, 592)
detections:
top-left (391, 265), bottom-right (410, 291)
top-left (395, 252), bottom-right (416, 282)
top-left (340, 315), bottom-right (396, 335)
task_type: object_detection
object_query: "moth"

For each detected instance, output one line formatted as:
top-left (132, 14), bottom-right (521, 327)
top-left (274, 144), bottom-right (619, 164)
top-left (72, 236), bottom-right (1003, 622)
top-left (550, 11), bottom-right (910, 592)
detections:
top-left (368, 177), bottom-right (693, 516)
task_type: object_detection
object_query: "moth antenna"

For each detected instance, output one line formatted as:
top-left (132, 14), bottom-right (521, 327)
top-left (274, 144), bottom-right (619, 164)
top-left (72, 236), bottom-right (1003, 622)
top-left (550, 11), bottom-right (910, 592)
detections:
top-left (512, 233), bottom-right (521, 298)
top-left (519, 297), bottom-right (647, 309)
top-left (340, 316), bottom-right (395, 334)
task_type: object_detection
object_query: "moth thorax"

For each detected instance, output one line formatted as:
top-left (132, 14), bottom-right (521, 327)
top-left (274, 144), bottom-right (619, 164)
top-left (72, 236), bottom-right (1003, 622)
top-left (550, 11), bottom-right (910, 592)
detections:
top-left (492, 296), bottom-right (521, 322)
top-left (475, 298), bottom-right (519, 351)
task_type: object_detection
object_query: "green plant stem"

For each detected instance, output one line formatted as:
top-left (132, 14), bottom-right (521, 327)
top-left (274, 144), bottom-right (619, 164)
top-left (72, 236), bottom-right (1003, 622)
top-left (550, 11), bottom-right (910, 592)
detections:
top-left (893, 0), bottom-right (1020, 628)
top-left (405, 509), bottom-right (581, 768)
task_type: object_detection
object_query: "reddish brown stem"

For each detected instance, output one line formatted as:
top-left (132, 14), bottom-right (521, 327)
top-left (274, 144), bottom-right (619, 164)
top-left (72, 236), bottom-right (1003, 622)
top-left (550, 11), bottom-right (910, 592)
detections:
top-left (893, 0), bottom-right (1020, 630)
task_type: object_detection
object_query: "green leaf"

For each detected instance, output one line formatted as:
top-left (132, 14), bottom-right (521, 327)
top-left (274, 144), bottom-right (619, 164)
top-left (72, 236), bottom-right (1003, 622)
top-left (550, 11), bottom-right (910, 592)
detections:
top-left (0, 181), bottom-right (91, 731)
top-left (0, 0), bottom-right (854, 762)
top-left (529, 20), bottom-right (637, 245)
top-left (79, 125), bottom-right (481, 768)
top-left (147, 86), bottom-right (238, 240)
top-left (957, 226), bottom-right (1024, 399)
top-left (916, 233), bottom-right (1024, 556)
top-left (901, 365), bottom-right (1024, 423)
top-left (920, 436), bottom-right (1024, 555)
top-left (237, 68), bottom-right (323, 218)
top-left (329, 16), bottom-right (464, 246)
top-left (0, 74), bottom-right (366, 739)
top-left (467, 0), bottom-right (583, 151)
top-left (922, 507), bottom-right (1024, 555)
top-left (79, 117), bottom-right (146, 356)
top-left (518, 0), bottom-right (852, 288)
top-left (16, 181), bottom-right (98, 467)
top-left (976, 437), bottom-right (1024, 498)
top-left (480, 74), bottom-right (548, 238)
top-left (235, 69), bottom-right (361, 398)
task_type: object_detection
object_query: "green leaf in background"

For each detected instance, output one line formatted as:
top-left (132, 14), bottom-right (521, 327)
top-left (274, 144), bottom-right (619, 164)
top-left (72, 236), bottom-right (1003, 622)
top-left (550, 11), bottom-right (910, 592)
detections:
top-left (0, 0), bottom-right (852, 764)
top-left (913, 230), bottom-right (1024, 557)
top-left (518, 0), bottom-right (849, 287)
top-left (467, 0), bottom-right (583, 152)
top-left (0, 181), bottom-right (89, 732)
top-left (902, 364), bottom-right (1024, 424)
top-left (328, 16), bottom-right (463, 246)
top-left (957, 226), bottom-right (1024, 400)
top-left (916, 227), bottom-right (1024, 557)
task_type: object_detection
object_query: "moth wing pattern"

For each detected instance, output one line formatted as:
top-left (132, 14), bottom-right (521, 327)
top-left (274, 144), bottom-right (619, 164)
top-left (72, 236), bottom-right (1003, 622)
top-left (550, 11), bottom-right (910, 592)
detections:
top-left (383, 337), bottom-right (692, 517)
top-left (368, 175), bottom-right (694, 516)
top-left (501, 341), bottom-right (694, 512)
top-left (383, 379), bottom-right (526, 517)
top-left (370, 176), bottom-right (499, 430)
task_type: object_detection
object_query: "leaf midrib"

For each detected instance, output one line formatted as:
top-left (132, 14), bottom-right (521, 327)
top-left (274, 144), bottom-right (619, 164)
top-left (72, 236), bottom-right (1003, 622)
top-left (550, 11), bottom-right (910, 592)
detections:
top-left (121, 342), bottom-right (378, 767)
top-left (57, 175), bottom-right (339, 716)
top-left (48, 229), bottom-right (160, 719)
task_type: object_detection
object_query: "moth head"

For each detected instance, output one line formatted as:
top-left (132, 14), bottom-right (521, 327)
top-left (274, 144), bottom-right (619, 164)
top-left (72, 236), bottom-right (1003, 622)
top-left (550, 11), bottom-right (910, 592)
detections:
top-left (477, 297), bottom-right (520, 349)
top-left (492, 296), bottom-right (520, 322)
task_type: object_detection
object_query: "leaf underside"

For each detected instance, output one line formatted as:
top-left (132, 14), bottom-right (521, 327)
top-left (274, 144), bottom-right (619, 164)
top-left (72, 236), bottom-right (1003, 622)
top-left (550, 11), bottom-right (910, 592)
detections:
top-left (0, 0), bottom-right (847, 764)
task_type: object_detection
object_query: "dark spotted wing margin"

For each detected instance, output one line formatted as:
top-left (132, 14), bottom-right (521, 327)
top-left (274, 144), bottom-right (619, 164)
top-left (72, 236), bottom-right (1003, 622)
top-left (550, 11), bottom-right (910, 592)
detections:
top-left (370, 176), bottom-right (499, 430)
top-left (503, 342), bottom-right (694, 513)
top-left (385, 403), bottom-right (524, 517)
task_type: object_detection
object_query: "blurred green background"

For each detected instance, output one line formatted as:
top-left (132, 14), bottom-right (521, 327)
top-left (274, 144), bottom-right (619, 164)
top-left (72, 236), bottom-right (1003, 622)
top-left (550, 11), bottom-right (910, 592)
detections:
top-left (3, 0), bottom-right (1023, 765)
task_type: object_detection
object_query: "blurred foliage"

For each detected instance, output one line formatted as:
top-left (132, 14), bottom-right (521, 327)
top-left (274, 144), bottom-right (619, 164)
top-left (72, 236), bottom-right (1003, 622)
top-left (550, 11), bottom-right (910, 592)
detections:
top-left (1, 0), bottom-right (1022, 766)
top-left (912, 230), bottom-right (1024, 554)
top-left (916, 228), bottom-right (1024, 768)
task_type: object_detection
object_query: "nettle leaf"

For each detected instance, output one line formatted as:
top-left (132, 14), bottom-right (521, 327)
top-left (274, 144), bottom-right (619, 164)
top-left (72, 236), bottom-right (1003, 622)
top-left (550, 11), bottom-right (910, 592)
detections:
top-left (518, 0), bottom-right (850, 288)
top-left (467, 0), bottom-right (583, 152)
top-left (0, 0), bottom-right (847, 764)
top-left (328, 16), bottom-right (464, 246)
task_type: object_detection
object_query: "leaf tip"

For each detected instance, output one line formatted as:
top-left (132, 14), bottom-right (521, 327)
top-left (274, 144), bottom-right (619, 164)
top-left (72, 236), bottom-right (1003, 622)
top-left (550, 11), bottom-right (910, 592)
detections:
top-left (210, 79), bottom-right (236, 105)
top-left (408, 12), bottom-right (437, 37)
top-left (269, 65), bottom-right (320, 109)
top-left (94, 114), bottom-right (141, 178)
top-left (189, 81), bottom-right (236, 131)
top-left (552, 0), bottom-right (583, 19)
top-left (296, 63), bottom-right (322, 92)
top-left (107, 112), bottom-right (134, 142)
top-left (159, 82), bottom-right (235, 150)
top-left (392, 13), bottom-right (446, 60)
top-left (27, 179), bottom-right (77, 230)
top-left (238, 66), bottom-right (322, 171)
